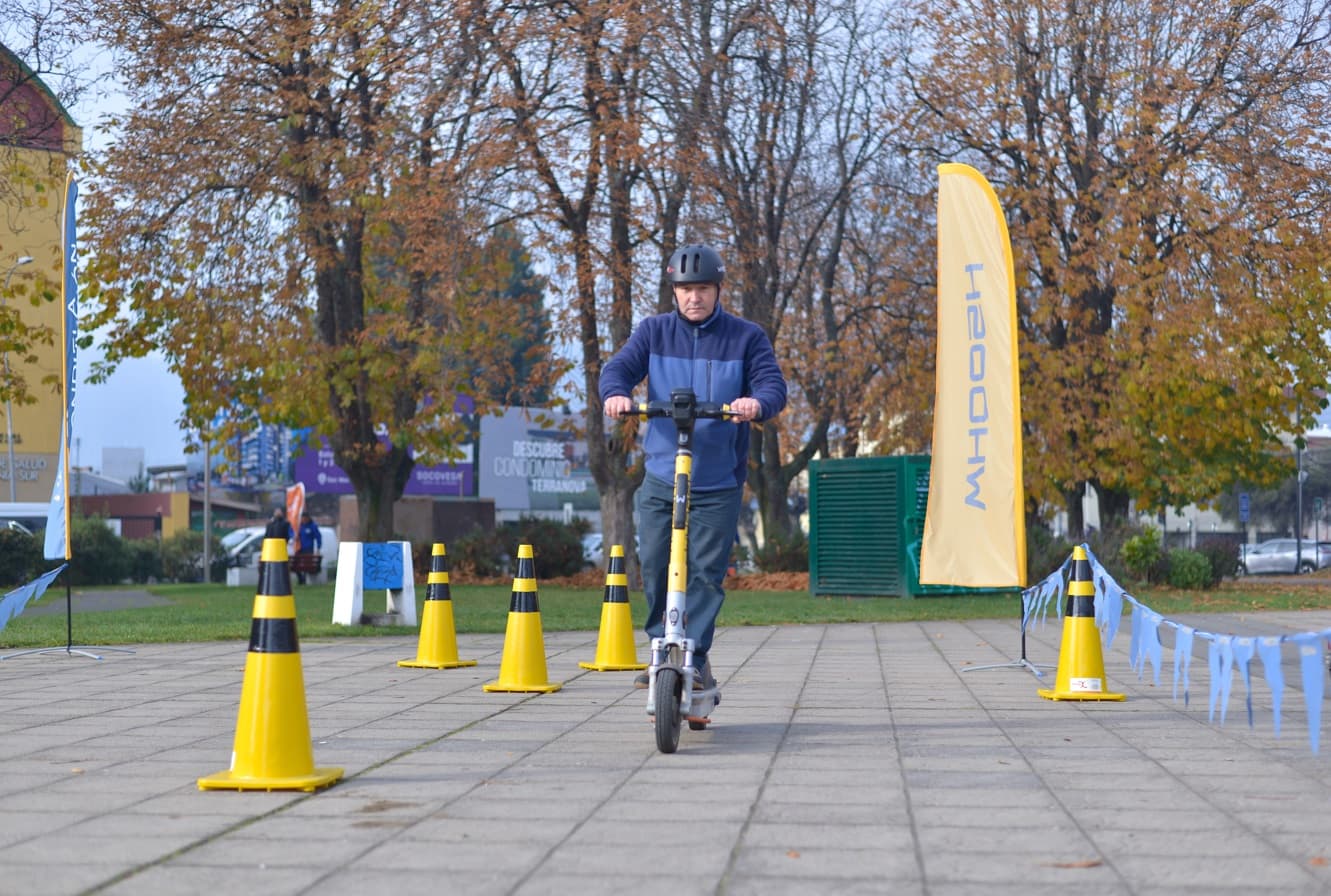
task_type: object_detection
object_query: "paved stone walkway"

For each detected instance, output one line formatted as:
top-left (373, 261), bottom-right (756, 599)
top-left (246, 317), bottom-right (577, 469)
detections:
top-left (0, 612), bottom-right (1330, 895)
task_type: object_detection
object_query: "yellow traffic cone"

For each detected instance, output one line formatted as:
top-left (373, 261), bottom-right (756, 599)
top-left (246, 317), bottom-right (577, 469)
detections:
top-left (1038, 545), bottom-right (1125, 702)
top-left (399, 543), bottom-right (477, 670)
top-left (483, 544), bottom-right (562, 693)
top-left (199, 538), bottom-right (344, 792)
top-left (580, 545), bottom-right (646, 671)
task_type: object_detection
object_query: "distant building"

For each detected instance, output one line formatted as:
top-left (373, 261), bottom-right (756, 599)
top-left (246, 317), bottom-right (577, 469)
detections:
top-left (146, 464), bottom-right (190, 492)
top-left (101, 447), bottom-right (146, 484)
top-left (70, 468), bottom-right (132, 496)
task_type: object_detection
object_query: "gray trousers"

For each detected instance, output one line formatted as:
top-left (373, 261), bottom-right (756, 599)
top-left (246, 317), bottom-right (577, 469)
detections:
top-left (636, 474), bottom-right (742, 669)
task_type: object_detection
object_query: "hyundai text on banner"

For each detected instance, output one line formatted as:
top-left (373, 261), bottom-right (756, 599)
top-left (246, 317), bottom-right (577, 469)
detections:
top-left (920, 163), bottom-right (1025, 587)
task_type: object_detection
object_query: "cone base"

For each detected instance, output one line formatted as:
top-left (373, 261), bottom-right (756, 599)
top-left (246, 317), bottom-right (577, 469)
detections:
top-left (1037, 688), bottom-right (1125, 702)
top-left (398, 658), bottom-right (478, 669)
top-left (578, 661), bottom-right (648, 671)
top-left (198, 766), bottom-right (343, 792)
top-left (482, 680), bottom-right (563, 693)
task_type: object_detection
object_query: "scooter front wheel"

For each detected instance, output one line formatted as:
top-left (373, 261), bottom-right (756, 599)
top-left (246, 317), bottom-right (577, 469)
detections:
top-left (654, 667), bottom-right (682, 753)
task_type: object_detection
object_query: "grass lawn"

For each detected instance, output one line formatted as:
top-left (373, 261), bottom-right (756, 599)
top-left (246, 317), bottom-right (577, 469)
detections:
top-left (0, 575), bottom-right (1328, 649)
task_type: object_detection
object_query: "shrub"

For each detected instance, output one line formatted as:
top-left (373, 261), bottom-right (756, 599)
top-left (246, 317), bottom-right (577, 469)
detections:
top-left (450, 527), bottom-right (509, 578)
top-left (1026, 524), bottom-right (1073, 580)
top-left (160, 530), bottom-right (223, 583)
top-left (411, 538), bottom-right (472, 582)
top-left (754, 530), bottom-right (808, 573)
top-left (1167, 548), bottom-right (1212, 590)
top-left (1085, 522), bottom-right (1141, 582)
top-left (1120, 526), bottom-right (1164, 584)
top-left (1196, 537), bottom-right (1239, 586)
top-left (503, 515), bottom-right (586, 578)
top-left (0, 528), bottom-right (43, 586)
top-left (126, 538), bottom-right (163, 584)
top-left (69, 515), bottom-right (132, 586)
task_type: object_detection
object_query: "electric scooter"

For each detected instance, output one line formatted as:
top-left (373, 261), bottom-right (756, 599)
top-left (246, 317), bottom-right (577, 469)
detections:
top-left (623, 388), bottom-right (736, 754)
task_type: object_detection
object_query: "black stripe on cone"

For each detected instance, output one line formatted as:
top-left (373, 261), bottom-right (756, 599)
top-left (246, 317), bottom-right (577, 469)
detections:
top-left (250, 617), bottom-right (299, 653)
top-left (425, 545), bottom-right (452, 601)
top-left (259, 544), bottom-right (292, 598)
top-left (508, 553), bottom-right (539, 613)
top-left (603, 550), bottom-right (629, 603)
top-left (1066, 555), bottom-right (1095, 617)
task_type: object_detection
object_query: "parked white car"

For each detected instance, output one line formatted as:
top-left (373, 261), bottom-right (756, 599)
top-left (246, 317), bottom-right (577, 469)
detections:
top-left (582, 532), bottom-right (638, 567)
top-left (220, 524), bottom-right (339, 586)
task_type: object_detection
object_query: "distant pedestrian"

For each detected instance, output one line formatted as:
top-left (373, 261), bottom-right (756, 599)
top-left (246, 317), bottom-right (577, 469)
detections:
top-left (265, 507), bottom-right (292, 542)
top-left (295, 512), bottom-right (322, 585)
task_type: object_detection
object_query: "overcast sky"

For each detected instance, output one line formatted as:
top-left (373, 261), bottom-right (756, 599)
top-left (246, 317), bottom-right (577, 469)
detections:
top-left (53, 44), bottom-right (190, 475)
top-left (74, 341), bottom-right (188, 473)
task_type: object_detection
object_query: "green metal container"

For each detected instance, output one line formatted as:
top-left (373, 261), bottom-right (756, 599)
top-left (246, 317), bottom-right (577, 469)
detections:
top-left (809, 455), bottom-right (1007, 597)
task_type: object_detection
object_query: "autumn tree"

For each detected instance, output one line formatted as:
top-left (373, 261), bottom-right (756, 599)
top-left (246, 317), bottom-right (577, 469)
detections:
top-left (677, 0), bottom-right (904, 546)
top-left (477, 0), bottom-right (693, 578)
top-left (442, 224), bottom-right (558, 408)
top-left (890, 0), bottom-right (1331, 536)
top-left (829, 155), bottom-right (939, 459)
top-left (482, 0), bottom-right (925, 566)
top-left (78, 0), bottom-right (513, 538)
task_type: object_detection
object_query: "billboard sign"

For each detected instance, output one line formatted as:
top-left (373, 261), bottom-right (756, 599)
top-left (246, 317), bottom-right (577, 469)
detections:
top-left (291, 437), bottom-right (474, 496)
top-left (478, 407), bottom-right (598, 512)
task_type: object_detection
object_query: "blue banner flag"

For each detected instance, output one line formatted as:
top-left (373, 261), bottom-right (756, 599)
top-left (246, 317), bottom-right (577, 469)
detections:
top-left (44, 175), bottom-right (77, 561)
top-left (1047, 545), bottom-right (1331, 752)
top-left (0, 565), bottom-right (67, 634)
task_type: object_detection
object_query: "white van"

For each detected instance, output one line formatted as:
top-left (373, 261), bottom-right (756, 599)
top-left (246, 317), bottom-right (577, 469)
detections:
top-left (220, 524), bottom-right (340, 587)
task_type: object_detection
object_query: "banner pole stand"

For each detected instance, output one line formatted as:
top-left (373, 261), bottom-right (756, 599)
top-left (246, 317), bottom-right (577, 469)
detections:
top-left (0, 567), bottom-right (134, 661)
top-left (962, 594), bottom-right (1050, 679)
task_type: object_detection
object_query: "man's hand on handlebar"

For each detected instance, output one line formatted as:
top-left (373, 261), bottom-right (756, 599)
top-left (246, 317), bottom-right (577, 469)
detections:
top-left (727, 397), bottom-right (761, 423)
top-left (603, 395), bottom-right (635, 418)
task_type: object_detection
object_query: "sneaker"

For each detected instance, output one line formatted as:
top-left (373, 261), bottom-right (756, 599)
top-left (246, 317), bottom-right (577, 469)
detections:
top-left (694, 659), bottom-right (717, 690)
top-left (633, 671), bottom-right (650, 689)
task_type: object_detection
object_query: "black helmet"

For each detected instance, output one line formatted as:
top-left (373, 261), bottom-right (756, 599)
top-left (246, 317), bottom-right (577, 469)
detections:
top-left (667, 244), bottom-right (725, 285)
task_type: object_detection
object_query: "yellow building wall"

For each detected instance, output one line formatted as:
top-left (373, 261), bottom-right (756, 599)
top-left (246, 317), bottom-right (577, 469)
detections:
top-left (165, 491), bottom-right (191, 539)
top-left (1, 50), bottom-right (82, 502)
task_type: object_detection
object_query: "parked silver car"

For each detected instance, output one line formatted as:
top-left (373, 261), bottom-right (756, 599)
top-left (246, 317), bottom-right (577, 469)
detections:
top-left (1238, 538), bottom-right (1331, 575)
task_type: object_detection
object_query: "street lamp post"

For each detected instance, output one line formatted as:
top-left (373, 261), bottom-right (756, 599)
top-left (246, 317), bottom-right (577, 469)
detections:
top-left (2, 255), bottom-right (34, 503)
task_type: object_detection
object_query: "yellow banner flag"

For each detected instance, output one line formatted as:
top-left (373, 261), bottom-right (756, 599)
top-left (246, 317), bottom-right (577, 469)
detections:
top-left (920, 164), bottom-right (1026, 587)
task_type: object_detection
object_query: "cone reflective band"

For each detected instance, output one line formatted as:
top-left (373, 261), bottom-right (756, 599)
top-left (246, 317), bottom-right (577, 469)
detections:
top-left (580, 545), bottom-right (646, 671)
top-left (399, 543), bottom-right (476, 670)
top-left (483, 544), bottom-right (562, 693)
top-left (199, 538), bottom-right (343, 791)
top-left (1038, 546), bottom-right (1125, 702)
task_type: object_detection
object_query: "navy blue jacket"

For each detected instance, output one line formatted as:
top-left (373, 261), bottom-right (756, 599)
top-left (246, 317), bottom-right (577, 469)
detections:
top-left (600, 305), bottom-right (787, 491)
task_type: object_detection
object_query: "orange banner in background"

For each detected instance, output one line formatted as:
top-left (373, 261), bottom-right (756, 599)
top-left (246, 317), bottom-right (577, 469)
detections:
top-left (286, 483), bottom-right (305, 552)
top-left (920, 164), bottom-right (1026, 587)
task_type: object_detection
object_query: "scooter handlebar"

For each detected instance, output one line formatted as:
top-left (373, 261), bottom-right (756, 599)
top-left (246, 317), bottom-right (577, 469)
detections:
top-left (619, 400), bottom-right (735, 421)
